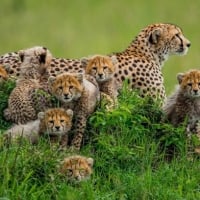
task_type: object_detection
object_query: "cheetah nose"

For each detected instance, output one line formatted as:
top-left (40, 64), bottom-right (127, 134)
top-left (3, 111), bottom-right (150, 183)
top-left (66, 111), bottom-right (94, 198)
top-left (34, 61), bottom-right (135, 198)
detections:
top-left (187, 42), bottom-right (191, 48)
top-left (193, 89), bottom-right (198, 94)
top-left (64, 94), bottom-right (69, 99)
top-left (75, 175), bottom-right (81, 181)
top-left (55, 126), bottom-right (60, 130)
top-left (98, 73), bottom-right (103, 78)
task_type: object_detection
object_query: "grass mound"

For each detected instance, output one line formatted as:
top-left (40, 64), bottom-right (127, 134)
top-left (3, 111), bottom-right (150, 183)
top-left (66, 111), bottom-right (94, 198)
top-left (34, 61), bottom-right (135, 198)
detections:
top-left (0, 84), bottom-right (200, 199)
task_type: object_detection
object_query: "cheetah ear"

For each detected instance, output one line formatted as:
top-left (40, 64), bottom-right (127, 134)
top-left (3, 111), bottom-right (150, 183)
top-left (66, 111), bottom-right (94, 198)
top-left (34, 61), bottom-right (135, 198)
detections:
top-left (86, 157), bottom-right (94, 167)
top-left (39, 52), bottom-right (47, 64)
top-left (177, 73), bottom-right (184, 84)
top-left (18, 50), bottom-right (25, 62)
top-left (110, 55), bottom-right (118, 65)
top-left (38, 111), bottom-right (45, 120)
top-left (48, 76), bottom-right (56, 85)
top-left (81, 57), bottom-right (89, 69)
top-left (38, 47), bottom-right (49, 64)
top-left (149, 28), bottom-right (162, 44)
top-left (65, 109), bottom-right (73, 119)
top-left (42, 47), bottom-right (52, 66)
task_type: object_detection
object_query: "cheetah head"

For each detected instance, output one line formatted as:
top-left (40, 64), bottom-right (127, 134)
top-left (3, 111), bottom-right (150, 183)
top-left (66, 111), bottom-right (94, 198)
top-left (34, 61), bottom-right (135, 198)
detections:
top-left (59, 155), bottom-right (94, 182)
top-left (81, 55), bottom-right (117, 83)
top-left (38, 108), bottom-right (73, 136)
top-left (177, 70), bottom-right (200, 98)
top-left (19, 46), bottom-right (52, 79)
top-left (48, 73), bottom-right (83, 103)
top-left (147, 23), bottom-right (191, 58)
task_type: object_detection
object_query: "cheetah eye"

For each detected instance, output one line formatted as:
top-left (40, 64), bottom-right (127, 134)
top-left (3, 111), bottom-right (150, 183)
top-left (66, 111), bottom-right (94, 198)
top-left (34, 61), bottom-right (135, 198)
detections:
top-left (79, 169), bottom-right (85, 175)
top-left (69, 85), bottom-right (74, 90)
top-left (175, 33), bottom-right (179, 37)
top-left (92, 66), bottom-right (97, 70)
top-left (58, 86), bottom-right (63, 90)
top-left (60, 119), bottom-right (65, 123)
top-left (187, 83), bottom-right (192, 87)
top-left (103, 66), bottom-right (108, 70)
top-left (67, 169), bottom-right (73, 175)
top-left (48, 120), bottom-right (54, 124)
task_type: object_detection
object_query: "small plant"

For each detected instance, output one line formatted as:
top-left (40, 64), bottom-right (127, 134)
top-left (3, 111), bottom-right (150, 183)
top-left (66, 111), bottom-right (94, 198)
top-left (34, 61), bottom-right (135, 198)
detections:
top-left (0, 79), bottom-right (16, 131)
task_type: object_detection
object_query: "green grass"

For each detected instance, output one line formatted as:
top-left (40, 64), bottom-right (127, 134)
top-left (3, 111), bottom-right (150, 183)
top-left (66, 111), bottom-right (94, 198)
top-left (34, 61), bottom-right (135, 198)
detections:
top-left (0, 80), bottom-right (16, 130)
top-left (1, 86), bottom-right (200, 200)
top-left (1, 1), bottom-right (200, 199)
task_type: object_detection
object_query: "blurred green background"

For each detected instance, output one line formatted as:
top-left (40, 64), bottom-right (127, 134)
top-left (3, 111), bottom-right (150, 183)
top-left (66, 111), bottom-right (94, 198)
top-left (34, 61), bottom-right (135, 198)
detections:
top-left (0, 0), bottom-right (199, 94)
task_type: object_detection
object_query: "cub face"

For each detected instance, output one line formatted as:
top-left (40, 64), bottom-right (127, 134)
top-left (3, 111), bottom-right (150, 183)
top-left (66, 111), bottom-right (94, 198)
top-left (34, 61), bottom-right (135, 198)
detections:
top-left (59, 155), bottom-right (94, 182)
top-left (177, 70), bottom-right (200, 97)
top-left (38, 108), bottom-right (73, 136)
top-left (48, 73), bottom-right (83, 103)
top-left (81, 55), bottom-right (117, 83)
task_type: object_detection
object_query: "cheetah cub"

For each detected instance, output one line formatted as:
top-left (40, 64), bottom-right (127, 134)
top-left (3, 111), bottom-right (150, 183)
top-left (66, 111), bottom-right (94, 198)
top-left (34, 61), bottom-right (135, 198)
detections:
top-left (81, 55), bottom-right (119, 110)
top-left (4, 108), bottom-right (73, 147)
top-left (81, 55), bottom-right (119, 98)
top-left (49, 72), bottom-right (100, 150)
top-left (38, 108), bottom-right (73, 147)
top-left (59, 155), bottom-right (94, 182)
top-left (4, 47), bottom-right (52, 124)
top-left (163, 69), bottom-right (200, 134)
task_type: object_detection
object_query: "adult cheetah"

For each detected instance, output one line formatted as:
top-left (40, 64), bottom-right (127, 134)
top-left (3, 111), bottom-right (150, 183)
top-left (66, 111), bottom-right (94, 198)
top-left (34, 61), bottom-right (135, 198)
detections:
top-left (111, 23), bottom-right (190, 100)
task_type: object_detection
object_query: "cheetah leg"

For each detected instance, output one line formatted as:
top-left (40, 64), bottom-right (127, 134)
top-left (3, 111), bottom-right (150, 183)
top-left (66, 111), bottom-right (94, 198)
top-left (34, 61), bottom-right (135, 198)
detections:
top-left (71, 114), bottom-right (87, 151)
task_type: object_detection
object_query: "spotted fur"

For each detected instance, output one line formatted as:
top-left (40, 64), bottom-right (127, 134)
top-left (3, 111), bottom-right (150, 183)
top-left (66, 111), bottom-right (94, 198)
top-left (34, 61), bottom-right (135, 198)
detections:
top-left (4, 79), bottom-right (42, 124)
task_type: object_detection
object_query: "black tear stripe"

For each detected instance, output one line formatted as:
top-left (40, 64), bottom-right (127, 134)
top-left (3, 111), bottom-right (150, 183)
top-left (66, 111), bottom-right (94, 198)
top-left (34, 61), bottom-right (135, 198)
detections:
top-left (176, 34), bottom-right (183, 47)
